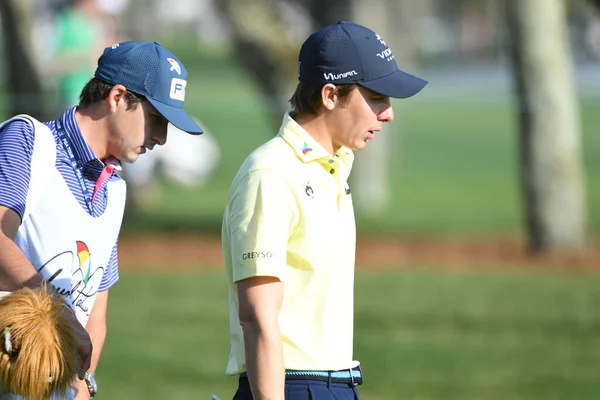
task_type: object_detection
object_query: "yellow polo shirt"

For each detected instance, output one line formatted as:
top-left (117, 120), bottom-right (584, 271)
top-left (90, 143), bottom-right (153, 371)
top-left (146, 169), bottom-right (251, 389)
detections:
top-left (222, 112), bottom-right (359, 374)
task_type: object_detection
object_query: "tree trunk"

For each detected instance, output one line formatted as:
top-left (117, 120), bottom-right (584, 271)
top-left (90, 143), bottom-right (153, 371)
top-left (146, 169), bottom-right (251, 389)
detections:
top-left (215, 0), bottom-right (304, 129)
top-left (303, 0), bottom-right (351, 27)
top-left (216, 0), bottom-right (359, 130)
top-left (589, 0), bottom-right (600, 11)
top-left (504, 0), bottom-right (588, 252)
top-left (0, 0), bottom-right (49, 119)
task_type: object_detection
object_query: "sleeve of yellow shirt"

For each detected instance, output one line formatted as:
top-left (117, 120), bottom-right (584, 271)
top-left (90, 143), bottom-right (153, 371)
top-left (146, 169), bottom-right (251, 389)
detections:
top-left (227, 169), bottom-right (298, 283)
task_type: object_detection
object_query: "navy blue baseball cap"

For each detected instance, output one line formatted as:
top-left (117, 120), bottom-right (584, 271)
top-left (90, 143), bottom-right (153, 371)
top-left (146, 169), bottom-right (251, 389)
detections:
top-left (298, 21), bottom-right (427, 99)
top-left (94, 41), bottom-right (202, 134)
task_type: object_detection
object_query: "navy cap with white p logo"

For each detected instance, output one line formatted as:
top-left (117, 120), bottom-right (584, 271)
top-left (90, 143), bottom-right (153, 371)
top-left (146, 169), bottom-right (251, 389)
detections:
top-left (298, 21), bottom-right (427, 99)
top-left (94, 41), bottom-right (202, 134)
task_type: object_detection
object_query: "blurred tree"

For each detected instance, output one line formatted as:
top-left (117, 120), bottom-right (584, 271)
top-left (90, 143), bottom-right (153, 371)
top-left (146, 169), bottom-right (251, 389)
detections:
top-left (301, 0), bottom-right (351, 27)
top-left (0, 0), bottom-right (49, 119)
top-left (214, 0), bottom-right (305, 129)
top-left (215, 0), bottom-right (357, 129)
top-left (504, 0), bottom-right (588, 253)
top-left (589, 0), bottom-right (600, 10)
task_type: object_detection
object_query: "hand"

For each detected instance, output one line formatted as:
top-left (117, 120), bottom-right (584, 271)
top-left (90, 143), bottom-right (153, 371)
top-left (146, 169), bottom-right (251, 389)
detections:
top-left (60, 301), bottom-right (93, 379)
top-left (73, 378), bottom-right (91, 400)
top-left (44, 284), bottom-right (92, 380)
top-left (68, 310), bottom-right (93, 379)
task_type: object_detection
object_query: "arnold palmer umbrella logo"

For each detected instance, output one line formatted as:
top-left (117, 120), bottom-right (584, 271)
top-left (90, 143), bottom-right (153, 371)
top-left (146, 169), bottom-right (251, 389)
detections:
top-left (37, 241), bottom-right (104, 316)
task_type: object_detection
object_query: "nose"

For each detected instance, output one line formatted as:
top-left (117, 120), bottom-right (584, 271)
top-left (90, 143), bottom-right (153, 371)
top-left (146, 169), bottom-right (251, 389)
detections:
top-left (379, 103), bottom-right (394, 123)
top-left (155, 126), bottom-right (168, 146)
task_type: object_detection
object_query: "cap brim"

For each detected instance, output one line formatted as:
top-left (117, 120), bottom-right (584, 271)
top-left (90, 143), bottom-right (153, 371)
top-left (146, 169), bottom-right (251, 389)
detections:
top-left (360, 69), bottom-right (428, 99)
top-left (147, 98), bottom-right (203, 135)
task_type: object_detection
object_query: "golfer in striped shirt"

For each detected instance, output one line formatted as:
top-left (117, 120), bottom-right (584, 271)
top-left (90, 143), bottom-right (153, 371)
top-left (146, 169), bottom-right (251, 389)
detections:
top-left (0, 41), bottom-right (202, 399)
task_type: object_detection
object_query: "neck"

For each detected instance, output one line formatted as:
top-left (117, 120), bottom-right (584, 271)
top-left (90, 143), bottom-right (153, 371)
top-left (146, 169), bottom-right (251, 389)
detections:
top-left (74, 106), bottom-right (110, 160)
top-left (293, 112), bottom-right (338, 155)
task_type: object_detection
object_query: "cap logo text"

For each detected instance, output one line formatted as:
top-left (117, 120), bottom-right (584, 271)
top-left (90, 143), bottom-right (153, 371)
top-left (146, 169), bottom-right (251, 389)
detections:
top-left (167, 58), bottom-right (182, 75)
top-left (170, 78), bottom-right (186, 101)
top-left (323, 70), bottom-right (357, 81)
top-left (374, 33), bottom-right (395, 62)
top-left (376, 48), bottom-right (394, 61)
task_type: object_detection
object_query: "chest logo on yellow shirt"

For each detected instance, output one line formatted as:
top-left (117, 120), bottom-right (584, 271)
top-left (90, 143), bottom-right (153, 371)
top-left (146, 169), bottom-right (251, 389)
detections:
top-left (305, 182), bottom-right (314, 198)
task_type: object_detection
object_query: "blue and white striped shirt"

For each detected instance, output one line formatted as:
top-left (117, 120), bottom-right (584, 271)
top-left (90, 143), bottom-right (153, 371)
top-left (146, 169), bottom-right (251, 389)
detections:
top-left (0, 107), bottom-right (120, 291)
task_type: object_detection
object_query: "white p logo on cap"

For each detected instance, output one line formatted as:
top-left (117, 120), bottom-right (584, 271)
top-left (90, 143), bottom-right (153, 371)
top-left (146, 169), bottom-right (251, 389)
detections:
top-left (170, 78), bottom-right (186, 101)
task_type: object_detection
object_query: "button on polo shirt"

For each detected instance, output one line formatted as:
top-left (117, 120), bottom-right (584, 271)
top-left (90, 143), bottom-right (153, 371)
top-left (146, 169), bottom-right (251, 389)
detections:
top-left (222, 112), bottom-right (359, 374)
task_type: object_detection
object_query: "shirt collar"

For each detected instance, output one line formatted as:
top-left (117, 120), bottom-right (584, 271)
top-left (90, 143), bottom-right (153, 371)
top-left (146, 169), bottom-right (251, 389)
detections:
top-left (278, 112), bottom-right (354, 164)
top-left (58, 107), bottom-right (98, 167)
top-left (57, 107), bottom-right (122, 172)
top-left (103, 156), bottom-right (122, 171)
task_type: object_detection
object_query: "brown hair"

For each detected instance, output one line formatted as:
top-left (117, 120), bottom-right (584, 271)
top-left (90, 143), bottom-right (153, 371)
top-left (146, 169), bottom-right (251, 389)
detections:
top-left (289, 81), bottom-right (358, 115)
top-left (78, 77), bottom-right (144, 110)
top-left (0, 285), bottom-right (78, 400)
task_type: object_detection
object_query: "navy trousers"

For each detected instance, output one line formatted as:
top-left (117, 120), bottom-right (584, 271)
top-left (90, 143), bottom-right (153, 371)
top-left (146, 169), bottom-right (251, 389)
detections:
top-left (233, 376), bottom-right (360, 400)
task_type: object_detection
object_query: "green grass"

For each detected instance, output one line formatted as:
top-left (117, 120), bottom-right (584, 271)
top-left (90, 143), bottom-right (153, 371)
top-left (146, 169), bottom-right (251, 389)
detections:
top-left (97, 268), bottom-right (600, 400)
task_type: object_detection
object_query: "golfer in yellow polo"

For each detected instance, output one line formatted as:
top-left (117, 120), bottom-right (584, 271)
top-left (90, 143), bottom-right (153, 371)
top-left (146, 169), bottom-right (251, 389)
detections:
top-left (222, 21), bottom-right (427, 400)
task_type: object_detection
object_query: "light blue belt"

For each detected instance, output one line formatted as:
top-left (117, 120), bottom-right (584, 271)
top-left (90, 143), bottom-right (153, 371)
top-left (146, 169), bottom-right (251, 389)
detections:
top-left (284, 366), bottom-right (363, 385)
top-left (240, 366), bottom-right (363, 385)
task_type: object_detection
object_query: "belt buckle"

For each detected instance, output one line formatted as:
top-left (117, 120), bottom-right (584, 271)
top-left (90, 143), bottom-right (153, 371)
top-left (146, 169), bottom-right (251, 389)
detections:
top-left (349, 367), bottom-right (356, 386)
top-left (356, 365), bottom-right (363, 385)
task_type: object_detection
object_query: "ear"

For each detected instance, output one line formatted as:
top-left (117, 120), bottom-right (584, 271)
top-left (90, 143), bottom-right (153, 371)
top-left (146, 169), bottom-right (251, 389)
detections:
top-left (107, 84), bottom-right (128, 112)
top-left (321, 84), bottom-right (338, 111)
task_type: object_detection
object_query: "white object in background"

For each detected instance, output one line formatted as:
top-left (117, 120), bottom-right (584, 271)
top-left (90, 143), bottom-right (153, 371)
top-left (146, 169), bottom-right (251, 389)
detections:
top-left (97, 0), bottom-right (130, 15)
top-left (122, 118), bottom-right (221, 189)
top-left (158, 121), bottom-right (221, 188)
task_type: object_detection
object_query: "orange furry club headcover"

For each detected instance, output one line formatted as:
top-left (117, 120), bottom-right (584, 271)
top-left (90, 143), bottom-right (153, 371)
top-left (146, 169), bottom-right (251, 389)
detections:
top-left (0, 285), bottom-right (78, 400)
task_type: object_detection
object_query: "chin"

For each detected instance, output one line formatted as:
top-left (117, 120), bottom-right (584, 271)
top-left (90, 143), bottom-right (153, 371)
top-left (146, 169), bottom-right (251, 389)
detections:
top-left (121, 153), bottom-right (139, 164)
top-left (353, 141), bottom-right (368, 150)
